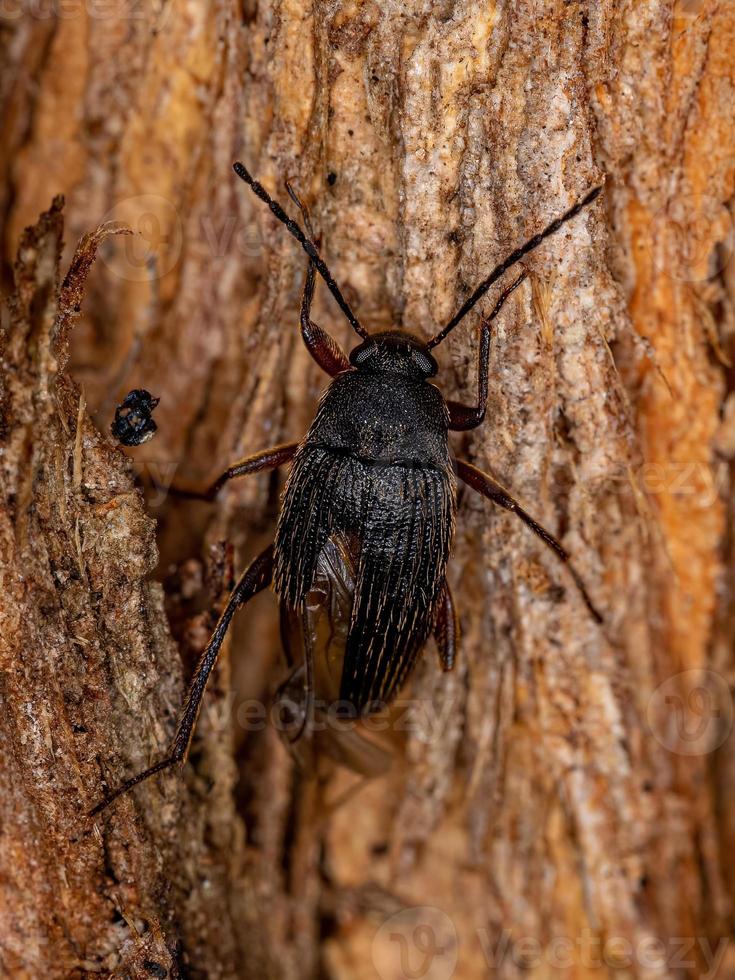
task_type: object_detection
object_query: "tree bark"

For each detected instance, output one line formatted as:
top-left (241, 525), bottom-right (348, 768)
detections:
top-left (1, 1), bottom-right (734, 978)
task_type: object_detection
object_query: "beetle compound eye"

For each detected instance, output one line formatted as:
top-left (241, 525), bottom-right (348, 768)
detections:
top-left (412, 350), bottom-right (437, 377)
top-left (350, 343), bottom-right (376, 367)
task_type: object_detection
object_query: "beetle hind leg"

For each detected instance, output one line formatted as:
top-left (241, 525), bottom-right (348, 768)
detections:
top-left (434, 581), bottom-right (460, 671)
top-left (90, 544), bottom-right (275, 815)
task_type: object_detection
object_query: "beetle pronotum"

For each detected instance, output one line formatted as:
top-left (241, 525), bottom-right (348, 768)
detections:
top-left (91, 164), bottom-right (603, 814)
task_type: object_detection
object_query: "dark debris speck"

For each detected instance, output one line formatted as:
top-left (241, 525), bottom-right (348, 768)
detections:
top-left (143, 961), bottom-right (168, 979)
top-left (111, 389), bottom-right (159, 447)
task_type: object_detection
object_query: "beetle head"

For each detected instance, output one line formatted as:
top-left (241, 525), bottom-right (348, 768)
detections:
top-left (349, 330), bottom-right (438, 379)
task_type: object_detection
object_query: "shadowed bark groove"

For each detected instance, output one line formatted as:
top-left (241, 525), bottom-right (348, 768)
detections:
top-left (1, 1), bottom-right (734, 978)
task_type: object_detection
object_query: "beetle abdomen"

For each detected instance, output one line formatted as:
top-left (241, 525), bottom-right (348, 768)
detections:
top-left (274, 445), bottom-right (456, 711)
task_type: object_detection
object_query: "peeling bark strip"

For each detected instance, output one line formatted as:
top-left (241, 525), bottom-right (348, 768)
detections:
top-left (1, 1), bottom-right (735, 978)
top-left (0, 203), bottom-right (256, 976)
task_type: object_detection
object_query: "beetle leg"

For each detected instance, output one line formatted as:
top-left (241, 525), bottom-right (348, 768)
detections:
top-left (90, 544), bottom-right (275, 815)
top-left (287, 612), bottom-right (315, 744)
top-left (456, 459), bottom-right (603, 624)
top-left (447, 271), bottom-right (527, 431)
top-left (445, 312), bottom-right (490, 431)
top-left (163, 442), bottom-right (299, 501)
top-left (299, 260), bottom-right (351, 377)
top-left (434, 581), bottom-right (460, 671)
top-left (235, 162), bottom-right (369, 340)
top-left (284, 179), bottom-right (351, 377)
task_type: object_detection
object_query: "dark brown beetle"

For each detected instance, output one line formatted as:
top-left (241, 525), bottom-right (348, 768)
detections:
top-left (91, 165), bottom-right (602, 813)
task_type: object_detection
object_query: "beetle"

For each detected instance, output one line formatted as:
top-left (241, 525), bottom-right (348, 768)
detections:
top-left (91, 163), bottom-right (602, 813)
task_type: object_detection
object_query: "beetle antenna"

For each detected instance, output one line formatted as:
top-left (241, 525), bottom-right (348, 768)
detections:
top-left (233, 162), bottom-right (369, 340)
top-left (426, 184), bottom-right (603, 350)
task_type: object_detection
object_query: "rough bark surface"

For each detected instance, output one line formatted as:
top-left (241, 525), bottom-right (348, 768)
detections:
top-left (1, 1), bottom-right (734, 978)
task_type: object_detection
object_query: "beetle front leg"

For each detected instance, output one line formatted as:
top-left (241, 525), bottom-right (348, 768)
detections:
top-left (90, 544), bottom-right (275, 815)
top-left (162, 442), bottom-right (299, 501)
top-left (300, 260), bottom-right (351, 377)
top-left (447, 271), bottom-right (527, 431)
top-left (434, 581), bottom-right (460, 671)
top-left (283, 179), bottom-right (352, 377)
top-left (446, 314), bottom-right (491, 431)
top-left (456, 459), bottom-right (602, 624)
